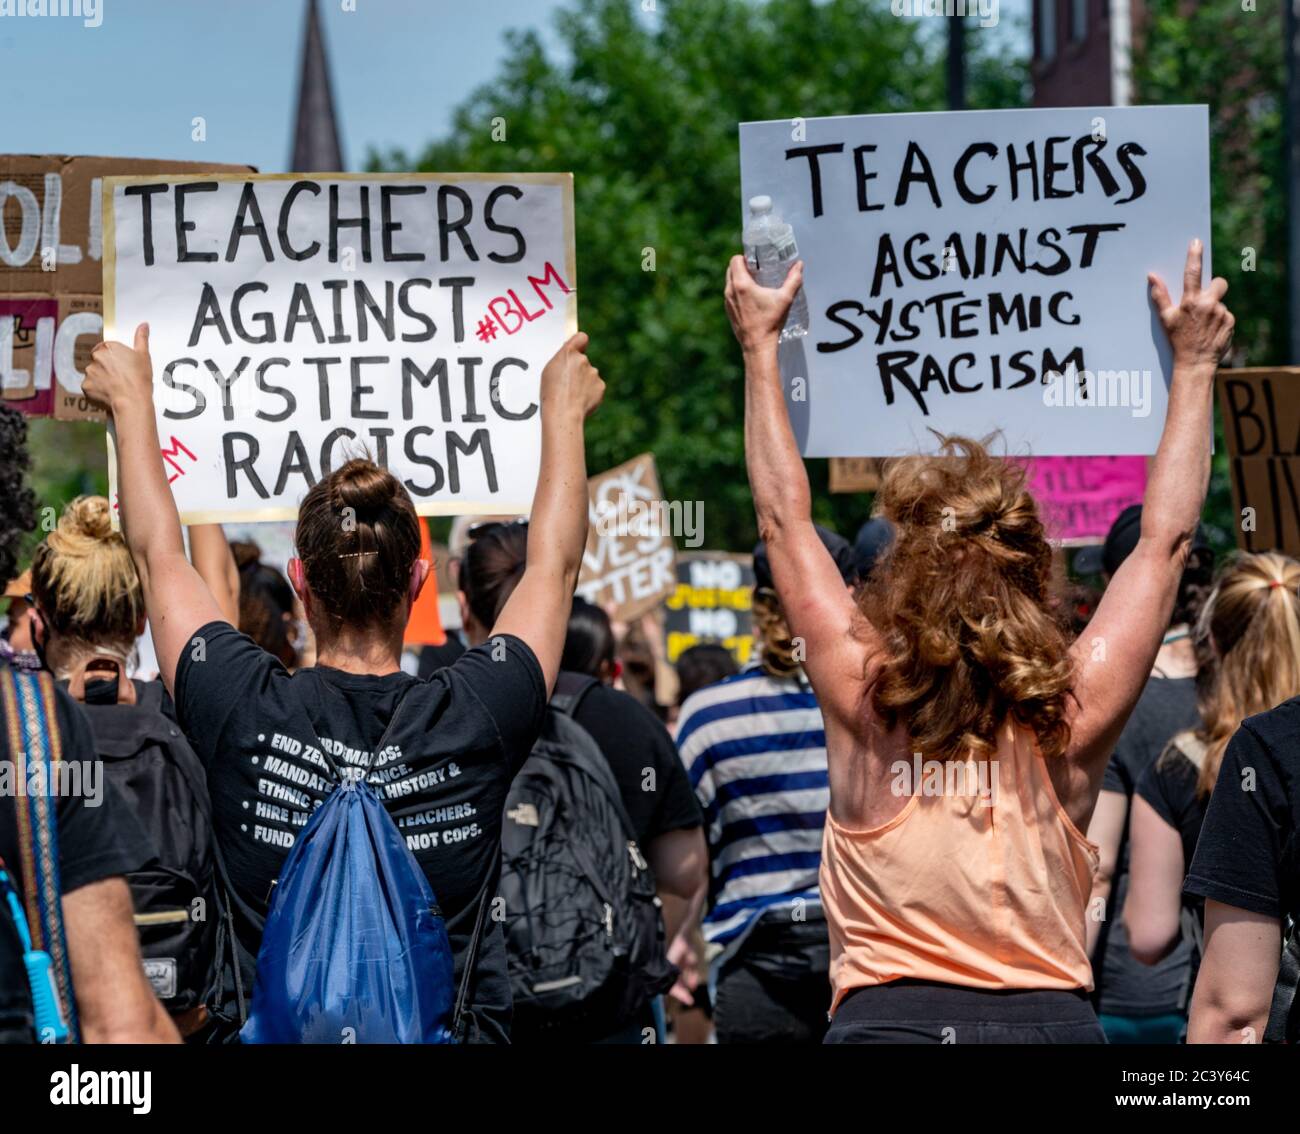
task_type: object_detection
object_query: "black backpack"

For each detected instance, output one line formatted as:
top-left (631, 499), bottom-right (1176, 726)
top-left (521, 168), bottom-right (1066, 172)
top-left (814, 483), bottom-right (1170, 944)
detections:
top-left (79, 678), bottom-right (220, 1017)
top-left (499, 673), bottom-right (677, 1040)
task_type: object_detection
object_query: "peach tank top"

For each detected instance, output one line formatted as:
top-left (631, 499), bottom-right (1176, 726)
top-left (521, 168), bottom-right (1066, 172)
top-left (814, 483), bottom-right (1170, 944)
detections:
top-left (821, 720), bottom-right (1098, 1013)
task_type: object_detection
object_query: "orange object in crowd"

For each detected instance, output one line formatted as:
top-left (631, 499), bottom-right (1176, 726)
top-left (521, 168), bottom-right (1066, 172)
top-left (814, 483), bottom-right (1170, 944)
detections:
top-left (403, 518), bottom-right (446, 647)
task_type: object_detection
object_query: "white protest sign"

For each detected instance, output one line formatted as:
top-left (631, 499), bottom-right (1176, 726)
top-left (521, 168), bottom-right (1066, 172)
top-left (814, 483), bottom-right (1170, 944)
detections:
top-left (104, 173), bottom-right (576, 522)
top-left (738, 106), bottom-right (1211, 456)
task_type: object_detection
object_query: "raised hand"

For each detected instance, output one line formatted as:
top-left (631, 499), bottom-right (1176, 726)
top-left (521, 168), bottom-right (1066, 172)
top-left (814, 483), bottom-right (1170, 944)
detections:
top-left (1148, 239), bottom-right (1234, 367)
top-left (541, 331), bottom-right (606, 420)
top-left (724, 254), bottom-right (803, 354)
top-left (84, 323), bottom-right (154, 414)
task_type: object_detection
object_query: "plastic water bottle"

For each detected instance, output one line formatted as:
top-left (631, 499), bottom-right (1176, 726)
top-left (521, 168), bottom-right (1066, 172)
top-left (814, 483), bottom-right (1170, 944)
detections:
top-left (743, 195), bottom-right (809, 341)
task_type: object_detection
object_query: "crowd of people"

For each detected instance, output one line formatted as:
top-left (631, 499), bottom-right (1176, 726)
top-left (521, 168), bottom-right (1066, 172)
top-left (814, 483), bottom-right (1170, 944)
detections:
top-left (1, 240), bottom-right (1297, 1045)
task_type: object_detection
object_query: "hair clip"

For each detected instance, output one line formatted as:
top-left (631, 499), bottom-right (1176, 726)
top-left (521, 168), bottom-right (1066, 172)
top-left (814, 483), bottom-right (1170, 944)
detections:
top-left (338, 551), bottom-right (377, 559)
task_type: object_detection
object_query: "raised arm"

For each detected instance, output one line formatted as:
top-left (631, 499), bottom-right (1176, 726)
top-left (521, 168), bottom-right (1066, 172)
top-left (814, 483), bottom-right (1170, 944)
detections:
top-left (1067, 241), bottom-right (1233, 770)
top-left (725, 256), bottom-right (878, 726)
top-left (188, 524), bottom-right (240, 627)
top-left (83, 324), bottom-right (226, 696)
top-left (493, 333), bottom-right (605, 693)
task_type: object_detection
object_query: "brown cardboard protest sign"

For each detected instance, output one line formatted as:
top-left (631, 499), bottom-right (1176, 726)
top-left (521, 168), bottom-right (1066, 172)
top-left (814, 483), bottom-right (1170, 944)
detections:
top-left (1, 155), bottom-right (255, 419)
top-left (1218, 367), bottom-right (1300, 556)
top-left (829, 457), bottom-right (884, 494)
top-left (576, 453), bottom-right (678, 622)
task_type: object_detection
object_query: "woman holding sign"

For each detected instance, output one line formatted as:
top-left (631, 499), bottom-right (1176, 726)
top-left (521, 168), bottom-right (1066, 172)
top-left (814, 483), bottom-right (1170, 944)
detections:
top-left (83, 326), bottom-right (605, 1043)
top-left (727, 241), bottom-right (1233, 1043)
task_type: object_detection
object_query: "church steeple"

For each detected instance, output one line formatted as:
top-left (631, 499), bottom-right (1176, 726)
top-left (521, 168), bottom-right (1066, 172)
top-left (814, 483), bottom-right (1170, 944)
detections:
top-left (289, 0), bottom-right (344, 172)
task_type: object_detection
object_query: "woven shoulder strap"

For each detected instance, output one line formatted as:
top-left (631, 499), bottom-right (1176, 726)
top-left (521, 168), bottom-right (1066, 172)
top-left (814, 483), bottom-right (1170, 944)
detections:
top-left (1, 667), bottom-right (80, 1042)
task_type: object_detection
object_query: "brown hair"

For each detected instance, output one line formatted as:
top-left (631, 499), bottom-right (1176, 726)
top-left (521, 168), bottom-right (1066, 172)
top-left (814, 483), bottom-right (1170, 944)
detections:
top-left (31, 496), bottom-right (144, 649)
top-left (458, 521), bottom-right (529, 631)
top-left (1190, 551), bottom-right (1300, 797)
top-left (295, 459), bottom-right (421, 634)
top-left (859, 435), bottom-right (1073, 762)
top-left (231, 540), bottom-right (299, 668)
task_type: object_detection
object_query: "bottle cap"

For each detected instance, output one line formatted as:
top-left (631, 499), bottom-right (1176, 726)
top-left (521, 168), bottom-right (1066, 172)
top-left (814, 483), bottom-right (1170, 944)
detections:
top-left (748, 195), bottom-right (773, 215)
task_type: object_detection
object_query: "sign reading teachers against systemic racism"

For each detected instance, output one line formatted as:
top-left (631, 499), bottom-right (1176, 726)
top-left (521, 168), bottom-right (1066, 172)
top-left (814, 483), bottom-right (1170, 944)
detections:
top-left (576, 453), bottom-right (679, 622)
top-left (104, 173), bottom-right (576, 522)
top-left (738, 107), bottom-right (1211, 457)
top-left (1218, 368), bottom-right (1300, 557)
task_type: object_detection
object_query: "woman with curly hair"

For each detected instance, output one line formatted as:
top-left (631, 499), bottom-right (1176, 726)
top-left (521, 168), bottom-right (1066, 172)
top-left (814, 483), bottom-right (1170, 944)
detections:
top-left (726, 240), bottom-right (1234, 1043)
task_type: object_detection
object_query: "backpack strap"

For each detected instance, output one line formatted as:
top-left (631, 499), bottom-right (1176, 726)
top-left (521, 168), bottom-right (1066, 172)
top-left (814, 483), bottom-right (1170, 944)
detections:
top-left (1, 667), bottom-right (80, 1042)
top-left (547, 680), bottom-right (646, 853)
top-left (312, 681), bottom-right (419, 784)
top-left (1265, 918), bottom-right (1300, 1044)
top-left (549, 671), bottom-right (600, 720)
top-left (451, 863), bottom-right (496, 1043)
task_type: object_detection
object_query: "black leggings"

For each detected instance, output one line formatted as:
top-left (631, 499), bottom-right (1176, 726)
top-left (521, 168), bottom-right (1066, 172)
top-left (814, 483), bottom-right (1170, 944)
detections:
top-left (825, 980), bottom-right (1106, 1044)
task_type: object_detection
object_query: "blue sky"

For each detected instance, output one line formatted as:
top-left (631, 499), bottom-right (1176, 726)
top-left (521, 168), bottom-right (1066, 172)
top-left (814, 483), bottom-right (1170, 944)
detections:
top-left (0, 0), bottom-right (568, 172)
top-left (1, 0), bottom-right (1030, 173)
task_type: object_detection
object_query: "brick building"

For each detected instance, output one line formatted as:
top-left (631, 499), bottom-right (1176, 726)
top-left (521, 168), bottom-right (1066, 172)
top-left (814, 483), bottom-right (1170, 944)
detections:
top-left (1031, 0), bottom-right (1138, 106)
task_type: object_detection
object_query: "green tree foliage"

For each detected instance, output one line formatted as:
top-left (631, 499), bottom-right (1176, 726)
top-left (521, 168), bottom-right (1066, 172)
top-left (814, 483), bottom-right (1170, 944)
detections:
top-left (1134, 0), bottom-right (1286, 552)
top-left (374, 0), bottom-right (1028, 549)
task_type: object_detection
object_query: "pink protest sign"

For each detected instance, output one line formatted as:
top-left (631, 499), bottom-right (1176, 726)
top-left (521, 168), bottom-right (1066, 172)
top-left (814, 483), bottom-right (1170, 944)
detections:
top-left (1019, 456), bottom-right (1148, 544)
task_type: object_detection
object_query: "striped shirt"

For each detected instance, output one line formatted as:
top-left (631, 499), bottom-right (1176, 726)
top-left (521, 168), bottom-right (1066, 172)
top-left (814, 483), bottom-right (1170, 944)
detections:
top-left (675, 665), bottom-right (829, 960)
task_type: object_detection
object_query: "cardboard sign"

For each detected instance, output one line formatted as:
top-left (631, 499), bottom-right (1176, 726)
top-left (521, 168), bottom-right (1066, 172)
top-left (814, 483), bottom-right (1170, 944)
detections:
top-left (576, 453), bottom-right (678, 621)
top-left (1, 155), bottom-right (255, 419)
top-left (104, 172), bottom-right (577, 522)
top-left (829, 457), bottom-right (884, 493)
top-left (1218, 367), bottom-right (1300, 556)
top-left (664, 551), bottom-right (754, 667)
top-left (738, 106), bottom-right (1211, 457)
top-left (1020, 456), bottom-right (1147, 543)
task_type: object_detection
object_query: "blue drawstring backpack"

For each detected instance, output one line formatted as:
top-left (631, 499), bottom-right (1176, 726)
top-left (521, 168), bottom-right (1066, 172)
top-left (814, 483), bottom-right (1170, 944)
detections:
top-left (240, 692), bottom-right (477, 1044)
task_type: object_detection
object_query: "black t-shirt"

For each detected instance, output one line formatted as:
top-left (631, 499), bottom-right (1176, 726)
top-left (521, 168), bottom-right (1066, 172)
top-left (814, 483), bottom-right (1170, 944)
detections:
top-left (1135, 739), bottom-right (1210, 915)
top-left (0, 673), bottom-right (154, 1043)
top-left (173, 622), bottom-right (546, 1044)
top-left (1185, 699), bottom-right (1300, 926)
top-left (568, 679), bottom-right (702, 847)
top-left (1095, 675), bottom-right (1199, 1017)
top-left (417, 635), bottom-right (467, 680)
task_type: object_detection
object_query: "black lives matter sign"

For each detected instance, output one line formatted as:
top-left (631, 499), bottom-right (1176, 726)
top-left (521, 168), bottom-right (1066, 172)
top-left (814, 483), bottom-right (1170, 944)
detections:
top-left (104, 173), bottom-right (576, 521)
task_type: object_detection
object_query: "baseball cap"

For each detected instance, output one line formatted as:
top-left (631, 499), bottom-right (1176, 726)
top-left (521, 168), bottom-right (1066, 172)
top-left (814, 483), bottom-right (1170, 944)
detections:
top-left (1074, 505), bottom-right (1211, 576)
top-left (753, 524), bottom-right (858, 592)
top-left (852, 517), bottom-right (895, 580)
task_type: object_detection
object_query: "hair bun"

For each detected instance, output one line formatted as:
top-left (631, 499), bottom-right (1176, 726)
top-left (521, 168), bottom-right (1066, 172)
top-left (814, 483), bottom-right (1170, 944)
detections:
top-left (230, 540), bottom-right (263, 571)
top-left (61, 495), bottom-right (113, 541)
top-left (331, 459), bottom-right (396, 521)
